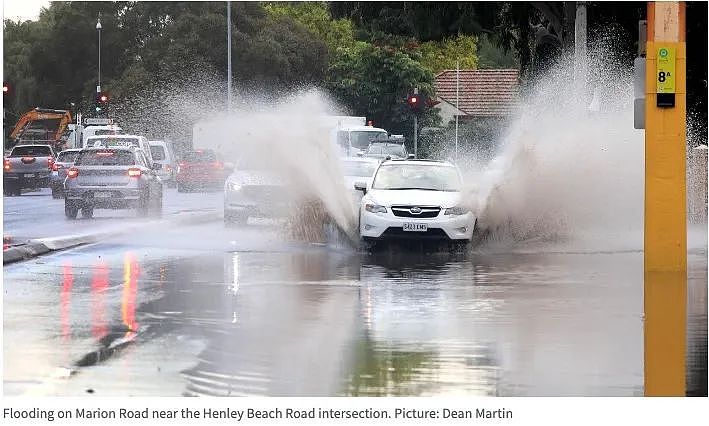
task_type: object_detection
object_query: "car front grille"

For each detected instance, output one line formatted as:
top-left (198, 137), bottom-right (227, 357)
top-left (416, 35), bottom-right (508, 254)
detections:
top-left (391, 205), bottom-right (441, 218)
top-left (380, 227), bottom-right (449, 240)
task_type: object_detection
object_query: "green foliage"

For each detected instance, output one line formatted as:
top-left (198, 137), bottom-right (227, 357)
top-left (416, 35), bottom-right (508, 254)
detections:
top-left (418, 35), bottom-right (478, 74)
top-left (476, 33), bottom-right (519, 69)
top-left (325, 41), bottom-right (439, 143)
top-left (263, 2), bottom-right (356, 53)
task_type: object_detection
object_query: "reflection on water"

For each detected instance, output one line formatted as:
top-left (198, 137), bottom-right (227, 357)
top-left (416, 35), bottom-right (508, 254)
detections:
top-left (60, 262), bottom-right (73, 341)
top-left (91, 262), bottom-right (109, 339)
top-left (45, 242), bottom-right (705, 396)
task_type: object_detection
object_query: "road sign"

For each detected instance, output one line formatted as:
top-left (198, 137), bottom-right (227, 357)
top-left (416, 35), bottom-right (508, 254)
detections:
top-left (656, 46), bottom-right (676, 93)
top-left (84, 118), bottom-right (114, 125)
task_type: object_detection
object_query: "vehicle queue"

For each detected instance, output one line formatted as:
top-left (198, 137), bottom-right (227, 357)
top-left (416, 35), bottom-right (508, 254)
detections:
top-left (4, 119), bottom-right (477, 247)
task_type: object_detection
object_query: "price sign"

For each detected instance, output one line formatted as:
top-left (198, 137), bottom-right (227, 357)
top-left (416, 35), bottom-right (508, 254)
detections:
top-left (656, 46), bottom-right (676, 94)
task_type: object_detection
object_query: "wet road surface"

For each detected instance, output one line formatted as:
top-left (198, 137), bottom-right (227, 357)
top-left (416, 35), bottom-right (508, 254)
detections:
top-left (3, 217), bottom-right (706, 396)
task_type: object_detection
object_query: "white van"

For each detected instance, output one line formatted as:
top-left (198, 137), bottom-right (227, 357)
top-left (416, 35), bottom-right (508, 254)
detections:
top-left (81, 125), bottom-right (124, 147)
top-left (148, 140), bottom-right (177, 186)
top-left (85, 134), bottom-right (155, 164)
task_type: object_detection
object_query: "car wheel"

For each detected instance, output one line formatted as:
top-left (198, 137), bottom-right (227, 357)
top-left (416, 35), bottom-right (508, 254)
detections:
top-left (224, 210), bottom-right (248, 226)
top-left (137, 192), bottom-right (150, 217)
top-left (51, 188), bottom-right (63, 199)
top-left (65, 201), bottom-right (79, 219)
top-left (81, 205), bottom-right (94, 219)
top-left (151, 189), bottom-right (163, 217)
top-left (3, 185), bottom-right (12, 196)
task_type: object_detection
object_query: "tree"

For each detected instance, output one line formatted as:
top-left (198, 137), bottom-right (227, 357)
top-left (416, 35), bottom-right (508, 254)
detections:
top-left (418, 35), bottom-right (478, 74)
top-left (325, 41), bottom-right (439, 144)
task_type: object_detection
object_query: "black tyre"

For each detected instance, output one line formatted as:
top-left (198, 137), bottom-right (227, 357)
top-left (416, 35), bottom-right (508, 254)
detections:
top-left (81, 205), bottom-right (94, 219)
top-left (65, 201), bottom-right (79, 219)
top-left (151, 189), bottom-right (163, 217)
top-left (137, 192), bottom-right (150, 217)
top-left (224, 209), bottom-right (248, 226)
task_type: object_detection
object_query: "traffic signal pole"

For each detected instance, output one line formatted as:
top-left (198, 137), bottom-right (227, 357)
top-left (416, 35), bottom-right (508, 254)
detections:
top-left (644, 1), bottom-right (687, 396)
top-left (413, 115), bottom-right (418, 158)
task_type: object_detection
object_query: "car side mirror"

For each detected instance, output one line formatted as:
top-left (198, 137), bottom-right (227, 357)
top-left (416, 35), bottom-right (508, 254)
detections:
top-left (152, 163), bottom-right (162, 170)
top-left (354, 181), bottom-right (367, 194)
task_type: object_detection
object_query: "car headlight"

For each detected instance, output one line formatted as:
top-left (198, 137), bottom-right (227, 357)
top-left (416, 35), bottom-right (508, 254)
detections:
top-left (444, 206), bottom-right (469, 215)
top-left (226, 181), bottom-right (242, 191)
top-left (365, 203), bottom-right (387, 213)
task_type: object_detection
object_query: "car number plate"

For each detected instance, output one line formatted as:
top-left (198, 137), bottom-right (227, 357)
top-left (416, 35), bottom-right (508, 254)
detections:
top-left (403, 223), bottom-right (427, 232)
top-left (93, 191), bottom-right (111, 198)
top-left (23, 173), bottom-right (35, 178)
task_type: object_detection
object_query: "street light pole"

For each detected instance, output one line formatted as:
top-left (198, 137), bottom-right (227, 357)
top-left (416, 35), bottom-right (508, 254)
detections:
top-left (96, 17), bottom-right (102, 94)
top-left (227, 1), bottom-right (232, 113)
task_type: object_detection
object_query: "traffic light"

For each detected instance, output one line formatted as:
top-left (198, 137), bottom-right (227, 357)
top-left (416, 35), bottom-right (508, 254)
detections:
top-left (95, 91), bottom-right (109, 115)
top-left (3, 83), bottom-right (9, 96)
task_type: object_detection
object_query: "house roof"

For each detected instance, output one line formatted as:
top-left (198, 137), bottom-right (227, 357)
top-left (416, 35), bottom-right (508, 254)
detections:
top-left (434, 69), bottom-right (520, 117)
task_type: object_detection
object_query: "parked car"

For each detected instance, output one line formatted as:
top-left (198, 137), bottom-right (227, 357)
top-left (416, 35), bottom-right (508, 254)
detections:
top-left (3, 144), bottom-right (56, 196)
top-left (355, 159), bottom-right (476, 246)
top-left (49, 148), bottom-right (82, 198)
top-left (176, 149), bottom-right (230, 192)
top-left (63, 146), bottom-right (163, 219)
top-left (149, 140), bottom-right (177, 187)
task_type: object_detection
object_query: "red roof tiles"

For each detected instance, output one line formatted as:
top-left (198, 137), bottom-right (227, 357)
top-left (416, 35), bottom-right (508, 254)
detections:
top-left (434, 69), bottom-right (520, 117)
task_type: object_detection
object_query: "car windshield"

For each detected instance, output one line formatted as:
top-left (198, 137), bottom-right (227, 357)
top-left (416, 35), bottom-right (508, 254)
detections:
top-left (350, 131), bottom-right (388, 150)
top-left (90, 137), bottom-right (139, 148)
top-left (182, 150), bottom-right (217, 163)
top-left (150, 145), bottom-right (166, 160)
top-left (56, 150), bottom-right (80, 162)
top-left (367, 144), bottom-right (406, 158)
top-left (342, 160), bottom-right (377, 177)
top-left (10, 146), bottom-right (53, 157)
top-left (372, 164), bottom-right (462, 191)
top-left (75, 149), bottom-right (135, 166)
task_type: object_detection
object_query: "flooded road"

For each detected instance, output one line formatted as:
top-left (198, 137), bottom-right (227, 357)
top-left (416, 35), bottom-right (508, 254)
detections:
top-left (4, 221), bottom-right (706, 397)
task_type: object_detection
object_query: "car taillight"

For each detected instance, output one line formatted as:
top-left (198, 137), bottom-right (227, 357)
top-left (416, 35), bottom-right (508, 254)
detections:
top-left (3, 159), bottom-right (10, 171)
top-left (47, 157), bottom-right (55, 170)
top-left (67, 168), bottom-right (79, 178)
top-left (52, 163), bottom-right (62, 171)
top-left (128, 168), bottom-right (142, 178)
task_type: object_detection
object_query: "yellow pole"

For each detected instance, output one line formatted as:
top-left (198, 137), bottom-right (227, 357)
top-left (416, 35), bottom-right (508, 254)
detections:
top-left (644, 1), bottom-right (687, 396)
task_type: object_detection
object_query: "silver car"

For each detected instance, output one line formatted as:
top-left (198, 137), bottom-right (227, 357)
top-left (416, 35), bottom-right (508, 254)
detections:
top-left (49, 148), bottom-right (82, 198)
top-left (64, 146), bottom-right (163, 219)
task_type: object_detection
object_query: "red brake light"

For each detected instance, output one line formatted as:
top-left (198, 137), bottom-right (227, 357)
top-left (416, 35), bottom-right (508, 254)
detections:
top-left (67, 168), bottom-right (79, 178)
top-left (52, 163), bottom-right (61, 171)
top-left (127, 168), bottom-right (142, 178)
top-left (3, 159), bottom-right (10, 171)
top-left (47, 157), bottom-right (54, 170)
top-left (96, 151), bottom-right (115, 157)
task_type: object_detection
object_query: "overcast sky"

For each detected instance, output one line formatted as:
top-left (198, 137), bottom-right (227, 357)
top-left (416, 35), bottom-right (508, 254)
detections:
top-left (3, 0), bottom-right (52, 21)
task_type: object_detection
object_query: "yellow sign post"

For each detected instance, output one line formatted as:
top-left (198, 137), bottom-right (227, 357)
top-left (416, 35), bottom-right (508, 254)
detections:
top-left (644, 2), bottom-right (687, 396)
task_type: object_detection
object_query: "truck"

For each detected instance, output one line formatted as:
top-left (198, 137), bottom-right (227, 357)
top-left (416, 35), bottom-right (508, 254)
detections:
top-left (3, 144), bottom-right (57, 196)
top-left (7, 108), bottom-right (73, 152)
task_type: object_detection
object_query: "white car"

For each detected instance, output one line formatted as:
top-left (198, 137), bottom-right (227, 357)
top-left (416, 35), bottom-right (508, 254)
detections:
top-left (340, 156), bottom-right (379, 192)
top-left (148, 140), bottom-right (177, 186)
top-left (355, 159), bottom-right (476, 244)
top-left (223, 160), bottom-right (289, 225)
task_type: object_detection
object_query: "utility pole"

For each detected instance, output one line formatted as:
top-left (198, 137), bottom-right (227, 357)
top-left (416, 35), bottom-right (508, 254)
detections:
top-left (644, 1), bottom-right (686, 396)
top-left (455, 62), bottom-right (459, 162)
top-left (96, 16), bottom-right (102, 94)
top-left (574, 2), bottom-right (588, 106)
top-left (227, 1), bottom-right (233, 113)
top-left (413, 87), bottom-right (418, 158)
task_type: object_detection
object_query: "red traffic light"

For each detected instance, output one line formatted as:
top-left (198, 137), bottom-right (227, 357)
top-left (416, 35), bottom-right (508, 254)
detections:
top-left (100, 95), bottom-right (108, 102)
top-left (408, 95), bottom-right (419, 104)
top-left (3, 83), bottom-right (9, 94)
